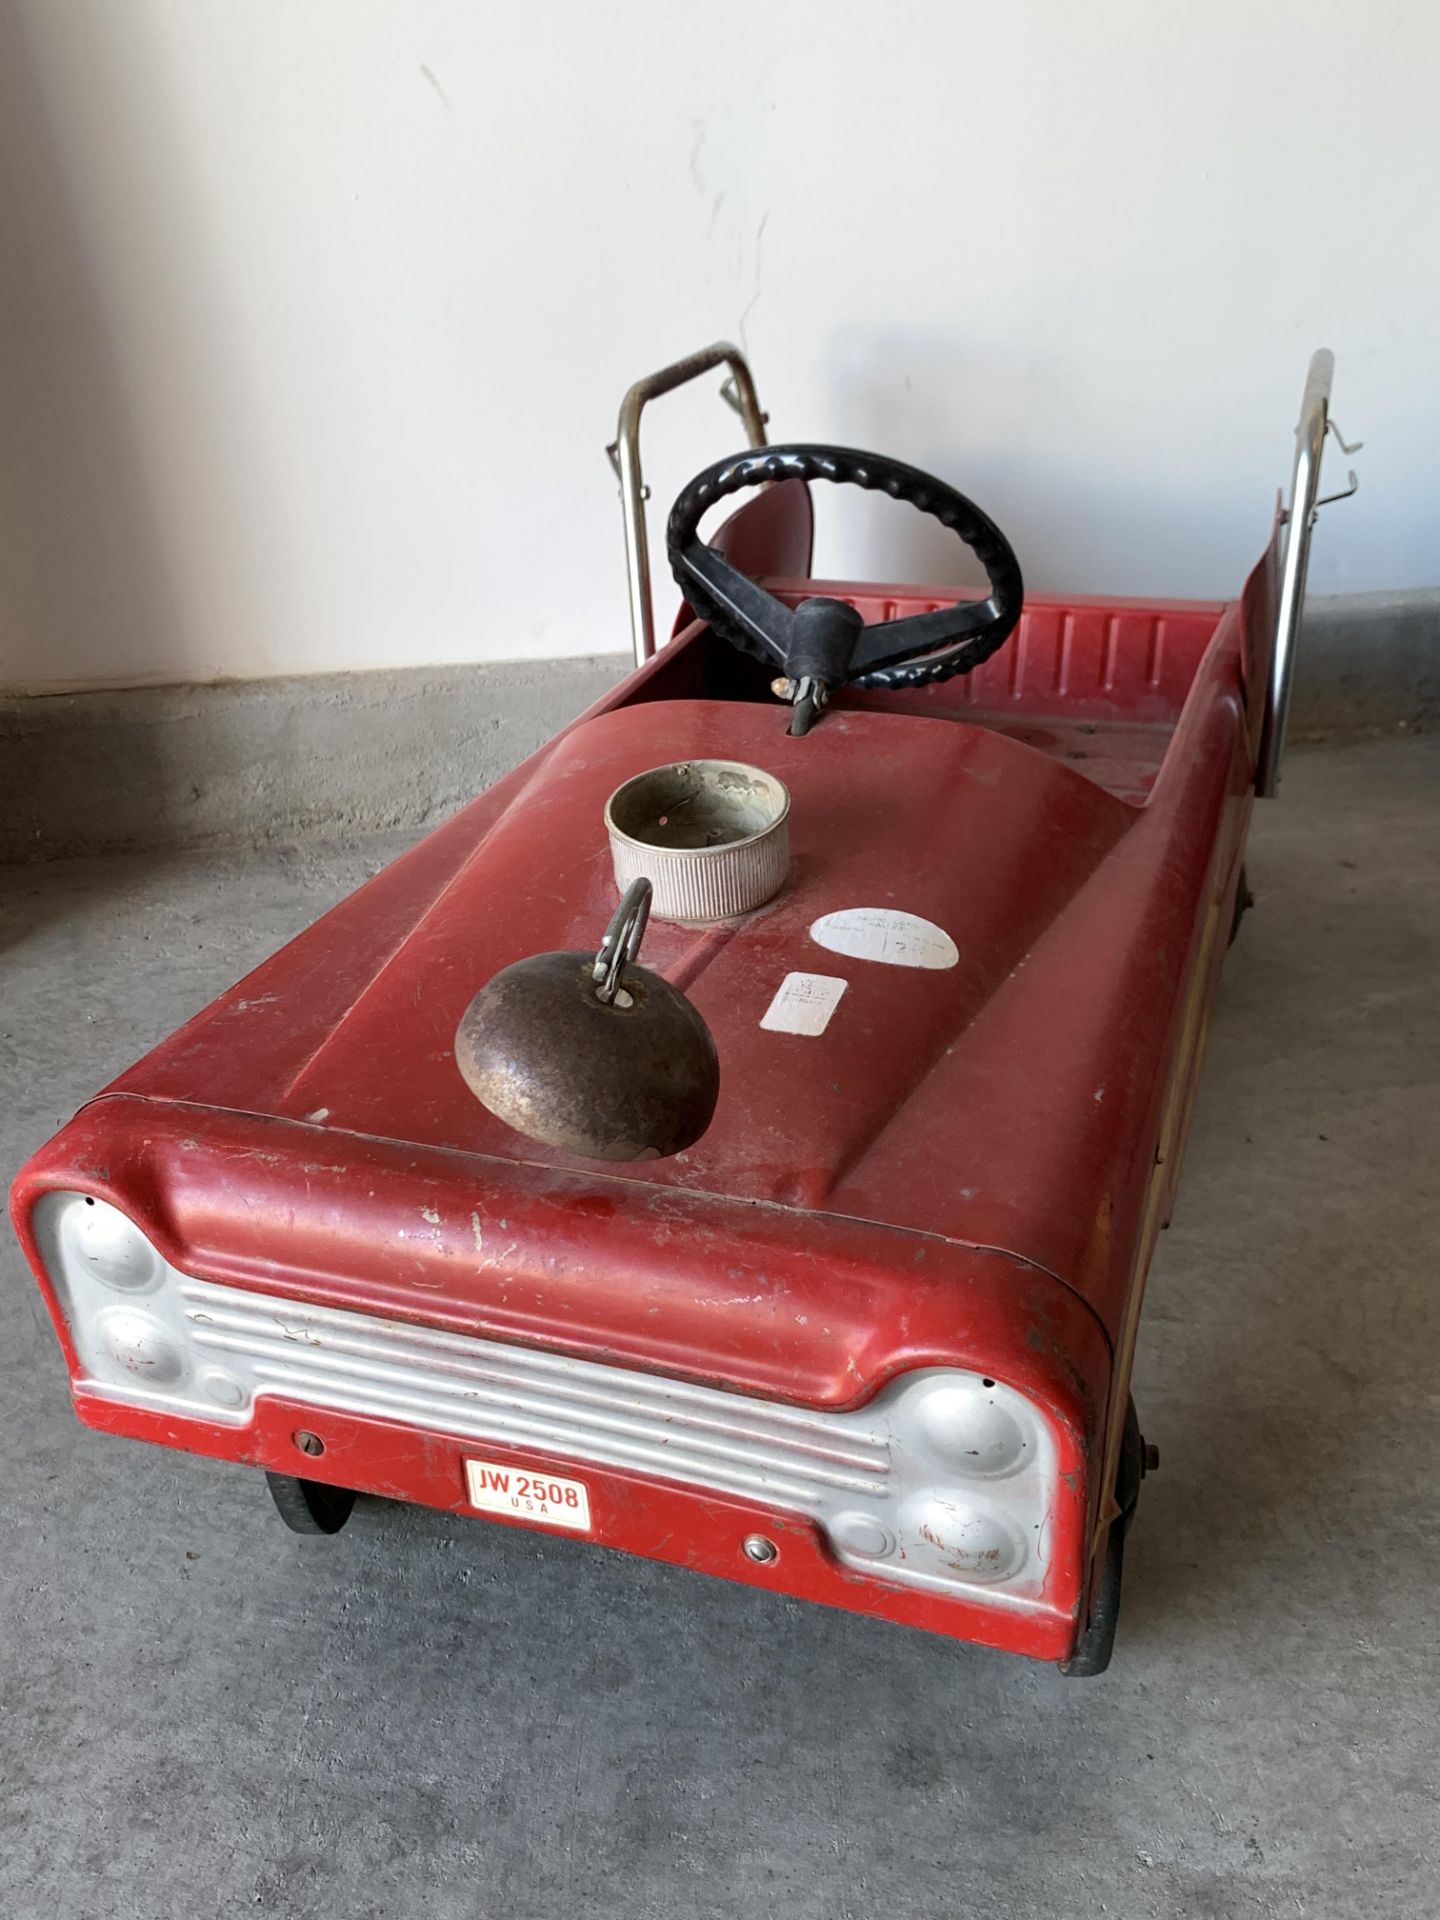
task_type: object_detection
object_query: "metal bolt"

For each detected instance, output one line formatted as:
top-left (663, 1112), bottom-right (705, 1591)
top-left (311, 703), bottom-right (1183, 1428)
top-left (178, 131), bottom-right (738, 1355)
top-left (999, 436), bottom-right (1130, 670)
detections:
top-left (293, 1430), bottom-right (325, 1458)
top-left (742, 1534), bottom-right (779, 1565)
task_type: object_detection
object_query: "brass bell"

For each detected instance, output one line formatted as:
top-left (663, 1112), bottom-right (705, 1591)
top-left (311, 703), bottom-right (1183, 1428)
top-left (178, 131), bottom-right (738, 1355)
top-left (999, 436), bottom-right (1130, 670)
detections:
top-left (454, 879), bottom-right (719, 1161)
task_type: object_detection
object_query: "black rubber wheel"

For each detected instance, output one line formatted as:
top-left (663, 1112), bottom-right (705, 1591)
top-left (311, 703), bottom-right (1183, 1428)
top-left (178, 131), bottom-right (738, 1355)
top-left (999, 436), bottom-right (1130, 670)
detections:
top-left (1059, 1397), bottom-right (1145, 1678)
top-left (1228, 865), bottom-right (1254, 947)
top-left (265, 1471), bottom-right (357, 1535)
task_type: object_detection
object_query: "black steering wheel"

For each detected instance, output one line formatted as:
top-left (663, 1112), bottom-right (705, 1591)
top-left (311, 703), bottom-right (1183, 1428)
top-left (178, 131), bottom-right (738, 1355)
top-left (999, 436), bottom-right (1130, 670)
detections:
top-left (667, 445), bottom-right (1023, 733)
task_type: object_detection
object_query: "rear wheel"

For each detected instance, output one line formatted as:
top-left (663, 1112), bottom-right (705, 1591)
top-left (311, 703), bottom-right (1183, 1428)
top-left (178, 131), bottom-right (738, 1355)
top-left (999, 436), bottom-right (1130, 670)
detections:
top-left (265, 1471), bottom-right (357, 1535)
top-left (1059, 1397), bottom-right (1149, 1678)
top-left (1228, 864), bottom-right (1254, 946)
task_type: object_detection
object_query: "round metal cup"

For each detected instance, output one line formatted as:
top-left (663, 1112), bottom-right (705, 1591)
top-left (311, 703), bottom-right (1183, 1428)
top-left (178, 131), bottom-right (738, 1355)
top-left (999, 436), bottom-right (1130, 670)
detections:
top-left (604, 760), bottom-right (790, 924)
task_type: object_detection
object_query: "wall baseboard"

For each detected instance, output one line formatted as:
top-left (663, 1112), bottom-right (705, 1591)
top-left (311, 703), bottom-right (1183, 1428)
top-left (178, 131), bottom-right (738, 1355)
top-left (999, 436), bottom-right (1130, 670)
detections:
top-left (1296, 589), bottom-right (1439, 739)
top-left (1, 590), bottom-right (1434, 864)
top-left (0, 656), bottom-right (628, 864)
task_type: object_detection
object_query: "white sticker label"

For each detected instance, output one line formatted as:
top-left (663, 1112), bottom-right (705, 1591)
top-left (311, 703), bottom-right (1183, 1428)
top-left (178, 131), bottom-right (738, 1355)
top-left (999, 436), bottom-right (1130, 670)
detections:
top-left (810, 907), bottom-right (959, 971)
top-left (760, 971), bottom-right (848, 1036)
top-left (465, 1458), bottom-right (592, 1531)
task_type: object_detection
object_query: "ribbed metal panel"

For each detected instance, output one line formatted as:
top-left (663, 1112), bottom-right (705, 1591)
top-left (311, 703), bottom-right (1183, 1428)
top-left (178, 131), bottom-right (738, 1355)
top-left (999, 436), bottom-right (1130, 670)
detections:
top-left (181, 1276), bottom-right (888, 1512)
top-left (609, 820), bottom-right (789, 925)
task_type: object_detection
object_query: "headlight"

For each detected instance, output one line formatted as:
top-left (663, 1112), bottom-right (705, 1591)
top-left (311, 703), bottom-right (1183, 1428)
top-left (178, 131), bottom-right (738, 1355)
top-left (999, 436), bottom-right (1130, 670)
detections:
top-left (34, 1191), bottom-right (1060, 1607)
top-left (92, 1304), bottom-right (188, 1386)
top-left (61, 1196), bottom-right (163, 1293)
top-left (863, 1370), bottom-right (1054, 1595)
top-left (37, 1192), bottom-right (221, 1414)
top-left (905, 1374), bottom-right (1034, 1478)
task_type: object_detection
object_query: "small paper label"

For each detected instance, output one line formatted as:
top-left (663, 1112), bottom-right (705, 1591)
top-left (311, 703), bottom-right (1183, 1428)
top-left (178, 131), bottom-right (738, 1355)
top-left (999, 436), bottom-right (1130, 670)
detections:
top-left (760, 972), bottom-right (848, 1036)
top-left (810, 907), bottom-right (959, 970)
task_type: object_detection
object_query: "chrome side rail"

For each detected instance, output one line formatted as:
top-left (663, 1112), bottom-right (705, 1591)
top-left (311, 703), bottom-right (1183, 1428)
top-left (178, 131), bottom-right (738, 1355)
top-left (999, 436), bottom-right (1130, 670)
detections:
top-left (607, 342), bottom-right (768, 666)
top-left (1257, 349), bottom-right (1361, 797)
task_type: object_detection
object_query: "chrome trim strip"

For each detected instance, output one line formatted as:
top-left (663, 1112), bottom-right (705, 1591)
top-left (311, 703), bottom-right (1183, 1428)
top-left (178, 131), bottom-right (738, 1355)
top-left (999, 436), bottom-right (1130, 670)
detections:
top-left (1257, 349), bottom-right (1360, 796)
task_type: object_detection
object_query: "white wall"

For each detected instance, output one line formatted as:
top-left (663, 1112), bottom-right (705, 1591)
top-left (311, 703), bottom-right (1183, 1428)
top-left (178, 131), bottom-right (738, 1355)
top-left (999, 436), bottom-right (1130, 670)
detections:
top-left (0, 0), bottom-right (1435, 691)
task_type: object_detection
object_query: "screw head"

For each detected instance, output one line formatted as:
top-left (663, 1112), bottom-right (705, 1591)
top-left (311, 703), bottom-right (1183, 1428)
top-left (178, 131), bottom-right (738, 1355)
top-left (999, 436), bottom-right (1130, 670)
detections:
top-left (742, 1533), bottom-right (779, 1565)
top-left (293, 1430), bottom-right (325, 1458)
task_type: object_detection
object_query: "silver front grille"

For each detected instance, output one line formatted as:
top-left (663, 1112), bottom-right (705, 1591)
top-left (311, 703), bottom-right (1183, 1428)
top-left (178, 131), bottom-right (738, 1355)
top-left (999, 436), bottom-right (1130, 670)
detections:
top-left (183, 1279), bottom-right (893, 1514)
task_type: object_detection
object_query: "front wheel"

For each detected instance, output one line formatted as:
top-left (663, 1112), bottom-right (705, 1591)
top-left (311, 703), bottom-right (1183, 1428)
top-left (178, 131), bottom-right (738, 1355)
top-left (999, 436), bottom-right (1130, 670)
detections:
top-left (1059, 1397), bottom-right (1148, 1678)
top-left (265, 1471), bottom-right (357, 1535)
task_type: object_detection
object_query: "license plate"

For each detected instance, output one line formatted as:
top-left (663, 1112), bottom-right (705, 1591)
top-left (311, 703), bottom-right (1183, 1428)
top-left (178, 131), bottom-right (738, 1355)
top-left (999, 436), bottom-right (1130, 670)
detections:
top-left (464, 1457), bottom-right (592, 1532)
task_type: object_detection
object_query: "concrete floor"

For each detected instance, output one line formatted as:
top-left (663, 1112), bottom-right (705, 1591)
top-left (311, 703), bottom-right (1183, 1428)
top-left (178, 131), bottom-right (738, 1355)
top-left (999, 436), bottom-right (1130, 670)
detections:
top-left (2, 736), bottom-right (1437, 1919)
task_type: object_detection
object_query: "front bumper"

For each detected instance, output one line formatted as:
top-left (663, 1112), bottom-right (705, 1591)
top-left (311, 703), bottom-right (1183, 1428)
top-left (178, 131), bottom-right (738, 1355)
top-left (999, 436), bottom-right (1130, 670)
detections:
top-left (13, 1096), bottom-right (1114, 1663)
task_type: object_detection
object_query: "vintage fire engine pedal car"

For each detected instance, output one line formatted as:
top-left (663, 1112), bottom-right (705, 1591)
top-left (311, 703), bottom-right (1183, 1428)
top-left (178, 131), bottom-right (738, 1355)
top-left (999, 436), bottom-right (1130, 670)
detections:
top-left (11, 344), bottom-right (1356, 1674)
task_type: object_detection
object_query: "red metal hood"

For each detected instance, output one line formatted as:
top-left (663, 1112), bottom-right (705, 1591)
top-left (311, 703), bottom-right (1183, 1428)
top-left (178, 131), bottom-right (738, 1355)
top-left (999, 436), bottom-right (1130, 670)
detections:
top-left (95, 686), bottom-right (1245, 1331)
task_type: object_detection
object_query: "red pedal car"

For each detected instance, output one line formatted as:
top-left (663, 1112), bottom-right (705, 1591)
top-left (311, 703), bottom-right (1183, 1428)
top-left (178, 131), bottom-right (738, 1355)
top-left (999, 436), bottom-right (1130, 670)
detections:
top-left (10, 345), bottom-right (1353, 1673)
